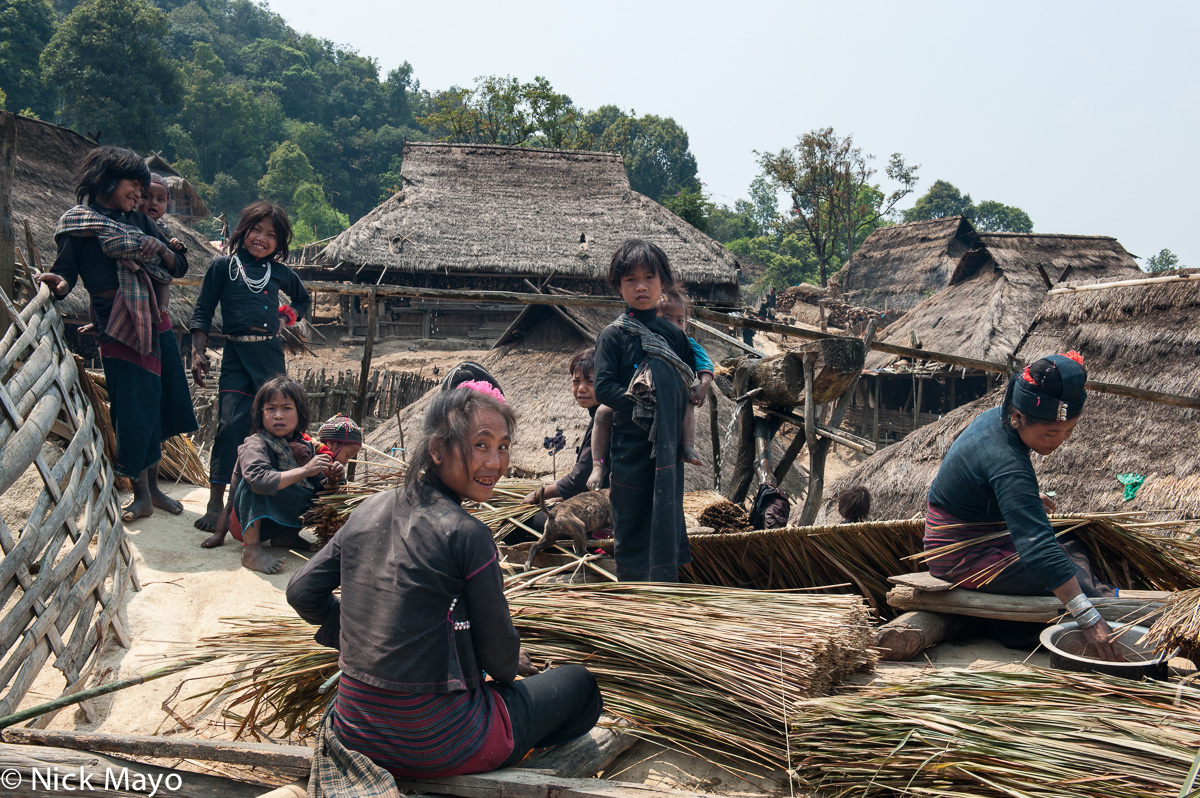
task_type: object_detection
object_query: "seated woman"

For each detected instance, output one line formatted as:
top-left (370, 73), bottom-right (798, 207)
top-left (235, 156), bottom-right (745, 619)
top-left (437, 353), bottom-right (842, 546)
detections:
top-left (523, 348), bottom-right (606, 507)
top-left (287, 384), bottom-right (603, 779)
top-left (925, 352), bottom-right (1120, 660)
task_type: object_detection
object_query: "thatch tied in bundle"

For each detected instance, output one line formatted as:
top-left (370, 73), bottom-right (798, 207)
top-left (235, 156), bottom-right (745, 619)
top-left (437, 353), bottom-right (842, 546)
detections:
top-left (364, 301), bottom-right (806, 496)
top-left (830, 216), bottom-right (978, 312)
top-left (317, 143), bottom-right (743, 303)
top-left (822, 270), bottom-right (1200, 521)
top-left (7, 115), bottom-right (220, 335)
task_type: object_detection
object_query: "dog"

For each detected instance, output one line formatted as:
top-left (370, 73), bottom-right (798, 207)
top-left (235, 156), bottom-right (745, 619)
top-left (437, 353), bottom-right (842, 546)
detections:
top-left (524, 488), bottom-right (612, 572)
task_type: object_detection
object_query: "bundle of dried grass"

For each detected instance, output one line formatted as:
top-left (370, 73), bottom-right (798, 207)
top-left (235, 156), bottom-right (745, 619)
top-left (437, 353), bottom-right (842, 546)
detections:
top-left (82, 367), bottom-right (207, 485)
top-left (1141, 586), bottom-right (1200, 661)
top-left (683, 491), bottom-right (751, 533)
top-left (172, 584), bottom-right (874, 772)
top-left (789, 668), bottom-right (1200, 798)
top-left (683, 514), bottom-right (1200, 618)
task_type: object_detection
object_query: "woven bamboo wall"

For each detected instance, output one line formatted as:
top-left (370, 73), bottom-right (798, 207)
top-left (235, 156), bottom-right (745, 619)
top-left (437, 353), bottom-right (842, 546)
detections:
top-left (0, 285), bottom-right (137, 722)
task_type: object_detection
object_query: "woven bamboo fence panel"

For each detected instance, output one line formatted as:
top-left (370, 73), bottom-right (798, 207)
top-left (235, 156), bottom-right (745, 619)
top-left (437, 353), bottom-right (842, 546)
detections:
top-left (0, 285), bottom-right (137, 722)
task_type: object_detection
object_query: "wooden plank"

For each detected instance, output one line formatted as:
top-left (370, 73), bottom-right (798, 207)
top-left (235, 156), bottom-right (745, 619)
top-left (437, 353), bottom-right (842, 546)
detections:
top-left (0, 111), bottom-right (14, 337)
top-left (521, 725), bottom-right (635, 779)
top-left (888, 572), bottom-right (954, 592)
top-left (0, 742), bottom-right (267, 797)
top-left (394, 767), bottom-right (716, 798)
top-left (886, 585), bottom-right (1170, 624)
top-left (687, 317), bottom-right (761, 357)
top-left (2, 729), bottom-right (312, 770)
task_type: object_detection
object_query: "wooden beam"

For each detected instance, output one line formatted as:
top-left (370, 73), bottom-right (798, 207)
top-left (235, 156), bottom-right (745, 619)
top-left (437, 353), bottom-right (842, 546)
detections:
top-left (521, 725), bottom-right (635, 778)
top-left (0, 111), bottom-right (14, 337)
top-left (761, 408), bottom-right (876, 455)
top-left (164, 279), bottom-right (1200, 409)
top-left (1049, 272), bottom-right (1200, 295)
top-left (886, 584), bottom-right (1169, 624)
top-left (687, 317), bottom-right (761, 357)
top-left (392, 767), bottom-right (716, 798)
top-left (1, 729), bottom-right (312, 770)
top-left (873, 610), bottom-right (977, 662)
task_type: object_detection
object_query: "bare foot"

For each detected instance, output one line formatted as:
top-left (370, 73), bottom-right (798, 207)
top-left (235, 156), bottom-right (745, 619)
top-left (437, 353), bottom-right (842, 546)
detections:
top-left (269, 530), bottom-right (313, 551)
top-left (200, 505), bottom-right (231, 549)
top-left (122, 497), bottom-right (153, 523)
top-left (194, 496), bottom-right (224, 531)
top-left (200, 531), bottom-right (226, 548)
top-left (679, 445), bottom-right (702, 466)
top-left (150, 487), bottom-right (183, 515)
top-left (242, 544), bottom-right (284, 574)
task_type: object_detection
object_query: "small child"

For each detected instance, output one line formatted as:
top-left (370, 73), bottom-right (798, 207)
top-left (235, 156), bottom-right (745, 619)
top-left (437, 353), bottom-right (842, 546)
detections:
top-left (138, 173), bottom-right (186, 313)
top-left (190, 201), bottom-right (311, 541)
top-left (317, 413), bottom-right (364, 483)
top-left (837, 486), bottom-right (871, 523)
top-left (592, 240), bottom-right (697, 582)
top-left (229, 376), bottom-right (335, 574)
top-left (588, 287), bottom-right (712, 491)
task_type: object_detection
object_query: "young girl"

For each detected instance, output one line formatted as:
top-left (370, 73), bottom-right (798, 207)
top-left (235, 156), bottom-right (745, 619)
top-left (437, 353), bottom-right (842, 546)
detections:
top-left (592, 240), bottom-right (697, 582)
top-left (189, 202), bottom-right (311, 543)
top-left (228, 376), bottom-right (334, 574)
top-left (316, 413), bottom-right (364, 473)
top-left (287, 384), bottom-right (602, 781)
top-left (588, 287), bottom-right (713, 491)
top-left (37, 146), bottom-right (196, 522)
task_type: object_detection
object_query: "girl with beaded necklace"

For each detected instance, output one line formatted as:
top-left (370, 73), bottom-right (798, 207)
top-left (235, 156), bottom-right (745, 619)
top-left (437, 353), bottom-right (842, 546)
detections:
top-left (188, 201), bottom-right (311, 544)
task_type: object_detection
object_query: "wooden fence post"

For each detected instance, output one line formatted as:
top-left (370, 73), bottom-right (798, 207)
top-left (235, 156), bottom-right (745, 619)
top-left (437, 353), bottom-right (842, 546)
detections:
top-left (0, 111), bottom-right (16, 337)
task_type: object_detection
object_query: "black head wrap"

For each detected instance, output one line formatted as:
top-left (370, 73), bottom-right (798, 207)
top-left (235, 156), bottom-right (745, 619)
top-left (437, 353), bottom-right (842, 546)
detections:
top-left (440, 361), bottom-right (503, 396)
top-left (1009, 352), bottom-right (1087, 422)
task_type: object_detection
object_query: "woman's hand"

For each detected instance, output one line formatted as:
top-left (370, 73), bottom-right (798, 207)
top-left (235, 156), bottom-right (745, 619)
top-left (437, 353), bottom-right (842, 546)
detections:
top-left (1078, 617), bottom-right (1125, 662)
top-left (35, 273), bottom-right (70, 296)
top-left (517, 649), bottom-right (540, 677)
top-left (586, 464), bottom-right (606, 493)
top-left (191, 351), bottom-right (211, 388)
top-left (1040, 492), bottom-right (1057, 513)
top-left (140, 236), bottom-right (165, 258)
top-left (522, 486), bottom-right (545, 506)
top-left (304, 453), bottom-right (333, 477)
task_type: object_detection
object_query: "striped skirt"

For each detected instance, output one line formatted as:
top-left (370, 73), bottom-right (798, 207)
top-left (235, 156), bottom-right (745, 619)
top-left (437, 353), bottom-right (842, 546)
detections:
top-left (923, 503), bottom-right (1016, 589)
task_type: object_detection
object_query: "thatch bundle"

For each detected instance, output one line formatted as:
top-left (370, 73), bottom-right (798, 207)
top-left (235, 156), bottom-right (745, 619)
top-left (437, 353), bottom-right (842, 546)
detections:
top-left (174, 584), bottom-right (874, 772)
top-left (789, 668), bottom-right (1200, 798)
top-left (680, 514), bottom-right (1200, 617)
top-left (683, 490), bottom-right (751, 533)
top-left (1141, 586), bottom-right (1200, 661)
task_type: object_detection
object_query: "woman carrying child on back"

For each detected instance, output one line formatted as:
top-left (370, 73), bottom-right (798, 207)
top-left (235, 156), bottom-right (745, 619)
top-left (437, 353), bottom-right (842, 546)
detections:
top-left (37, 146), bottom-right (196, 522)
top-left (287, 383), bottom-right (602, 781)
top-left (593, 240), bottom-right (697, 582)
top-left (226, 376), bottom-right (336, 574)
top-left (189, 202), bottom-right (311, 543)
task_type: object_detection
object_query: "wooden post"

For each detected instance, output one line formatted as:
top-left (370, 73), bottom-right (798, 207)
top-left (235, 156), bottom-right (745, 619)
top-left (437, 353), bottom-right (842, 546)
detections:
top-left (348, 288), bottom-right (378, 481)
top-left (708, 385), bottom-right (720, 490)
top-left (722, 399), bottom-right (756, 503)
top-left (0, 112), bottom-right (15, 337)
top-left (873, 376), bottom-right (880, 444)
top-left (914, 375), bottom-right (924, 428)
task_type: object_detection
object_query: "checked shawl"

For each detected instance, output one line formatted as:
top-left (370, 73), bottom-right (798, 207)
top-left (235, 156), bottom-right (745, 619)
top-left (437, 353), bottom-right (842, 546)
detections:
top-left (56, 205), bottom-right (174, 356)
top-left (612, 313), bottom-right (695, 446)
top-left (308, 704), bottom-right (400, 798)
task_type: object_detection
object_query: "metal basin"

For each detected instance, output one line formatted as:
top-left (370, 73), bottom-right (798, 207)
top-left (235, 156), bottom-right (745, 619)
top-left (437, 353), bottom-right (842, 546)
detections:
top-left (1039, 621), bottom-right (1175, 680)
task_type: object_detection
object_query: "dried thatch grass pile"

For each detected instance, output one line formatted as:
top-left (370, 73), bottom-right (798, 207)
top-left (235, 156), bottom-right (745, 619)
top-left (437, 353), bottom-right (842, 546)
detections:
top-left (683, 490), bottom-right (751, 532)
top-left (1142, 586), bottom-right (1200, 661)
top-left (789, 668), bottom-right (1200, 798)
top-left (173, 584), bottom-right (874, 773)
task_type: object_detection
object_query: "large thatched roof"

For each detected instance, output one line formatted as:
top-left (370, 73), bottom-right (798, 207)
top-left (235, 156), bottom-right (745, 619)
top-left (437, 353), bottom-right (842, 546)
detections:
top-left (317, 143), bottom-right (742, 300)
top-left (831, 216), bottom-right (977, 312)
top-left (8, 115), bottom-right (219, 330)
top-left (822, 271), bottom-right (1200, 521)
top-left (864, 231), bottom-right (1141, 370)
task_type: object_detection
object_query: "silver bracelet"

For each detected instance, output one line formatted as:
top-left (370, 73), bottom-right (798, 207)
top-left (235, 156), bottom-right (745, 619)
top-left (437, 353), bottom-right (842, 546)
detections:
top-left (1065, 594), bottom-right (1094, 615)
top-left (1074, 607), bottom-right (1103, 629)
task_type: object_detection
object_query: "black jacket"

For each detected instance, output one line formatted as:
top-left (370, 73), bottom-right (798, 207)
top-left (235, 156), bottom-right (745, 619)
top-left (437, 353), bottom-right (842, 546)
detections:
top-left (593, 306), bottom-right (697, 425)
top-left (286, 478), bottom-right (520, 692)
top-left (188, 249), bottom-right (310, 336)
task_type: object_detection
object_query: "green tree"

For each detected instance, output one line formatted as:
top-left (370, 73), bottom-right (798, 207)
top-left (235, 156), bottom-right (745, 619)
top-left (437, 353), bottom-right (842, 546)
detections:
top-left (747, 176), bottom-right (780, 236)
top-left (726, 232), bottom-right (822, 291)
top-left (41, 0), bottom-right (181, 148)
top-left (707, 199), bottom-right (758, 243)
top-left (178, 43), bottom-right (258, 179)
top-left (0, 0), bottom-right (55, 115)
top-left (597, 112), bottom-right (699, 200)
top-left (659, 186), bottom-right (709, 232)
top-left (1144, 249), bottom-right (1183, 273)
top-left (291, 182), bottom-right (347, 244)
top-left (973, 199), bottom-right (1033, 232)
top-left (902, 179), bottom-right (971, 222)
top-left (258, 140), bottom-right (318, 205)
top-left (758, 127), bottom-right (917, 287)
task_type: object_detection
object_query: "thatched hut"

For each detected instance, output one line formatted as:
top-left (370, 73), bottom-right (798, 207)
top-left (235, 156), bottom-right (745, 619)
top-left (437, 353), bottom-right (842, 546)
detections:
top-left (144, 152), bottom-right (210, 224)
top-left (315, 143), bottom-right (744, 342)
top-left (847, 230), bottom-right (1140, 445)
top-left (821, 270), bottom-right (1200, 522)
top-left (7, 115), bottom-right (219, 359)
top-left (830, 216), bottom-right (978, 313)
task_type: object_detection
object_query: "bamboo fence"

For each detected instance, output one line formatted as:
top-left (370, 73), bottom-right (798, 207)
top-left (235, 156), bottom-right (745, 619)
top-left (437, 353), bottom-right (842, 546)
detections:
top-left (293, 367), bottom-right (435, 423)
top-left (0, 285), bottom-right (137, 723)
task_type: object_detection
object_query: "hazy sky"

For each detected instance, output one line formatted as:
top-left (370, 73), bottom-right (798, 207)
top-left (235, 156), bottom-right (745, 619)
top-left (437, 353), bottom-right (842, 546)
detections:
top-left (268, 0), bottom-right (1197, 268)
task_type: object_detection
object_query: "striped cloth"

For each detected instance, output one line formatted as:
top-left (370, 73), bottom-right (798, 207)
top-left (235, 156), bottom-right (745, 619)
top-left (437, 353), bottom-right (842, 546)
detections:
top-left (612, 313), bottom-right (695, 446)
top-left (308, 703), bottom-right (400, 798)
top-left (331, 673), bottom-right (513, 778)
top-left (56, 205), bottom-right (173, 356)
top-left (923, 503), bottom-right (1017, 589)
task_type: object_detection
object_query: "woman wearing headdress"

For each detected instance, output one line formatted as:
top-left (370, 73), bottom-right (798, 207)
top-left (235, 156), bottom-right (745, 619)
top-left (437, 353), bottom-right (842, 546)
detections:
top-left (924, 352), bottom-right (1121, 660)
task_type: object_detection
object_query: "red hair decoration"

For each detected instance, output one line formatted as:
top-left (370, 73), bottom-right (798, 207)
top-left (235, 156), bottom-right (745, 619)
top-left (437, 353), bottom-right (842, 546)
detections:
top-left (278, 305), bottom-right (297, 326)
top-left (1062, 350), bottom-right (1084, 365)
top-left (1022, 365), bottom-right (1037, 385)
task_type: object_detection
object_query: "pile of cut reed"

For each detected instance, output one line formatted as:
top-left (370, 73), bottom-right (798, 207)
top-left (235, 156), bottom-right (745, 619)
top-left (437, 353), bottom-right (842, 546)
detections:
top-left (789, 668), bottom-right (1200, 798)
top-left (683, 490), bottom-right (751, 533)
top-left (172, 584), bottom-right (875, 772)
top-left (683, 514), bottom-right (1200, 617)
top-left (1141, 586), bottom-right (1200, 661)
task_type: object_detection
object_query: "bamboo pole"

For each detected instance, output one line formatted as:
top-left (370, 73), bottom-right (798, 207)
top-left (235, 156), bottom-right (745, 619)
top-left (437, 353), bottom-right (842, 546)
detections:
top-left (1049, 271), bottom-right (1200, 294)
top-left (0, 111), bottom-right (14, 337)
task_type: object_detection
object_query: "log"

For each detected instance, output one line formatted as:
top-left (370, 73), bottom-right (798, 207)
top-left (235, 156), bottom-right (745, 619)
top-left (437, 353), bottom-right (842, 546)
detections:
top-left (1, 729), bottom-right (312, 770)
top-left (873, 610), bottom-right (978, 661)
top-left (394, 768), bottom-right (714, 798)
top-left (0, 742), bottom-right (267, 798)
top-left (0, 111), bottom-right (14, 337)
top-left (886, 585), bottom-right (1170, 624)
top-left (733, 338), bottom-right (864, 407)
top-left (254, 781), bottom-right (307, 798)
top-left (521, 725), bottom-right (635, 778)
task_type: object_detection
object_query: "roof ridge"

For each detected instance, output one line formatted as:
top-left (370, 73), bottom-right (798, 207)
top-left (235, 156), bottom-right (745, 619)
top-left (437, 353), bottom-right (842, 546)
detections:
top-left (403, 142), bottom-right (623, 159)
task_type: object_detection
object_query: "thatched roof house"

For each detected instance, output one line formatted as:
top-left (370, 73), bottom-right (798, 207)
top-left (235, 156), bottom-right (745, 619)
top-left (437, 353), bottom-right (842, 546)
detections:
top-left (318, 143), bottom-right (742, 302)
top-left (145, 152), bottom-right (210, 224)
top-left (821, 271), bottom-right (1200, 521)
top-left (9, 115), bottom-right (218, 337)
top-left (831, 216), bottom-right (977, 312)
